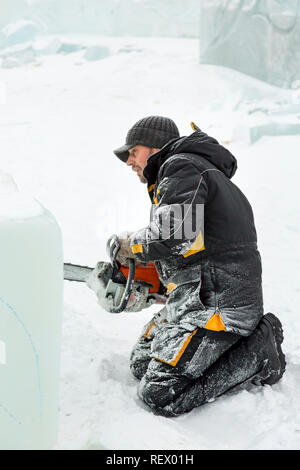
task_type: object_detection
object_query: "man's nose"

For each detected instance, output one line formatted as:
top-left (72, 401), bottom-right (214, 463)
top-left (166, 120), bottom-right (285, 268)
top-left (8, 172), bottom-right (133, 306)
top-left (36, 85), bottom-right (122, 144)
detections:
top-left (126, 156), bottom-right (133, 166)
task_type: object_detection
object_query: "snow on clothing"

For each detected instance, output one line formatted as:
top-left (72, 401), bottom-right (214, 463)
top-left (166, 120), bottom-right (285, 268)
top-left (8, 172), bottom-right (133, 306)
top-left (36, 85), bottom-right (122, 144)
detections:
top-left (130, 312), bottom-right (283, 417)
top-left (128, 129), bottom-right (264, 415)
top-left (130, 130), bottom-right (264, 343)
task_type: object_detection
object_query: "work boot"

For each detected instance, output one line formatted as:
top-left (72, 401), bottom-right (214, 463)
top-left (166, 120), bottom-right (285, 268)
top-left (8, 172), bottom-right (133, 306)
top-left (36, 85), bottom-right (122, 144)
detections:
top-left (252, 312), bottom-right (286, 386)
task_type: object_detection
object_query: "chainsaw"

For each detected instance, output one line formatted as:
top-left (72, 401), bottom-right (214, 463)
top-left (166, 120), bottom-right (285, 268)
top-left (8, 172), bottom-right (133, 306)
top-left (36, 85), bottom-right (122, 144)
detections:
top-left (64, 235), bottom-right (166, 313)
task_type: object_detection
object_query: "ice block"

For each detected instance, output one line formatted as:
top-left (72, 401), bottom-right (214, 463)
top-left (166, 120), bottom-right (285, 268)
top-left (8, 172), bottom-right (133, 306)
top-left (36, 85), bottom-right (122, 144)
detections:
top-left (0, 172), bottom-right (63, 450)
top-left (200, 0), bottom-right (300, 89)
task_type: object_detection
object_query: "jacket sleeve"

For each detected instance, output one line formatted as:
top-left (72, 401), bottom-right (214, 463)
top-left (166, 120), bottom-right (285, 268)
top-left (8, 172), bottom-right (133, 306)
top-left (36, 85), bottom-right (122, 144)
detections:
top-left (130, 155), bottom-right (208, 263)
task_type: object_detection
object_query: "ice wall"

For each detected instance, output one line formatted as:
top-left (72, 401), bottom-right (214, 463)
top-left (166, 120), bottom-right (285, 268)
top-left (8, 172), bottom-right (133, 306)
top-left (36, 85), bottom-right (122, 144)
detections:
top-left (0, 0), bottom-right (200, 37)
top-left (199, 0), bottom-right (300, 89)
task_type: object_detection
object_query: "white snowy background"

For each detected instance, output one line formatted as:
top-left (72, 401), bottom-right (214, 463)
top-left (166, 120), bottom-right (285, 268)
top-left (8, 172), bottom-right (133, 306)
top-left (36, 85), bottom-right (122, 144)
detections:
top-left (1, 1), bottom-right (300, 451)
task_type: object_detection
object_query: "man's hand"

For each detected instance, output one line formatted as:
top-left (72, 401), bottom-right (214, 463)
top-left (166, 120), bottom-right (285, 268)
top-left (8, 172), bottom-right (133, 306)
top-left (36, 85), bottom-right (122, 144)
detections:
top-left (115, 231), bottom-right (137, 266)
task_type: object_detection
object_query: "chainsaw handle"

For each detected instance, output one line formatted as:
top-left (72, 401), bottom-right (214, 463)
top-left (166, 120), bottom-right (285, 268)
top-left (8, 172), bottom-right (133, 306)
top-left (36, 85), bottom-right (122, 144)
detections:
top-left (106, 234), bottom-right (136, 313)
top-left (108, 258), bottom-right (136, 313)
top-left (106, 234), bottom-right (120, 269)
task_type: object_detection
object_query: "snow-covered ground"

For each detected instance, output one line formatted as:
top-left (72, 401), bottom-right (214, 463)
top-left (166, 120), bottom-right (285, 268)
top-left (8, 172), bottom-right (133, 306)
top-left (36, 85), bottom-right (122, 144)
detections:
top-left (1, 36), bottom-right (300, 450)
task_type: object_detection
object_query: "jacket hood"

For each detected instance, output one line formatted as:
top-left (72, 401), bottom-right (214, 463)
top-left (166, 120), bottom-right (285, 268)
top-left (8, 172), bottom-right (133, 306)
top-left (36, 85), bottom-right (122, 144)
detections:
top-left (143, 130), bottom-right (237, 185)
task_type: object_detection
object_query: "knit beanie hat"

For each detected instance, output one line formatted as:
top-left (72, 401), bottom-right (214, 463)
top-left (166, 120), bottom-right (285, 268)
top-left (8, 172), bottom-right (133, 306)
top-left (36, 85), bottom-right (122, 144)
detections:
top-left (114, 116), bottom-right (180, 162)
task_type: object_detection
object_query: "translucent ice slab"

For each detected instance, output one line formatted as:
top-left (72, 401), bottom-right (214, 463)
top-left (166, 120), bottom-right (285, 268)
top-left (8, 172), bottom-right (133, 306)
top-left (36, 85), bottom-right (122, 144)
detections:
top-left (0, 173), bottom-right (63, 450)
top-left (200, 0), bottom-right (300, 89)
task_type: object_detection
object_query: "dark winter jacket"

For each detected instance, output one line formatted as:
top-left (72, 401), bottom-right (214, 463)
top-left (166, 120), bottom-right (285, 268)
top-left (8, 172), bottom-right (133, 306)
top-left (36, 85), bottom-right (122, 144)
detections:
top-left (130, 129), bottom-right (263, 337)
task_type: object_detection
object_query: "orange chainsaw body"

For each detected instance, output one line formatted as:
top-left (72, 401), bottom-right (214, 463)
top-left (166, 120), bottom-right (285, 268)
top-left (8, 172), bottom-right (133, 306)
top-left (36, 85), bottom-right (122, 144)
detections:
top-left (120, 262), bottom-right (161, 293)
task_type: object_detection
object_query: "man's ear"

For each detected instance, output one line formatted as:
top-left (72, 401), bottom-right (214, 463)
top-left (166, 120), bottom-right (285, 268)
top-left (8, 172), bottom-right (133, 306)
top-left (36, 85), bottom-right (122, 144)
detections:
top-left (150, 148), bottom-right (161, 156)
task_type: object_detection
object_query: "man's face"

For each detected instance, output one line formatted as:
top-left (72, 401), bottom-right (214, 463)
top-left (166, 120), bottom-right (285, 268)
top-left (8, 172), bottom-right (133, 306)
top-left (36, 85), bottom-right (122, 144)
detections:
top-left (126, 145), bottom-right (159, 184)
